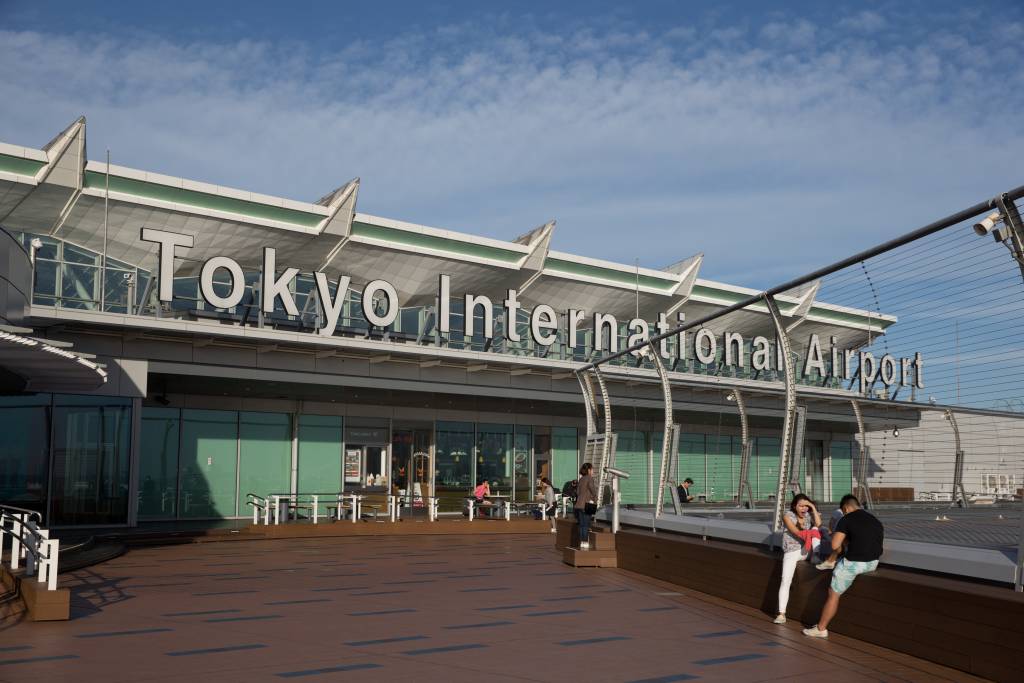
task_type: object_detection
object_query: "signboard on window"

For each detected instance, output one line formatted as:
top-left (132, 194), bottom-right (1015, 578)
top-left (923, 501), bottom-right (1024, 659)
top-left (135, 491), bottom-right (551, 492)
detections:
top-left (344, 449), bottom-right (362, 484)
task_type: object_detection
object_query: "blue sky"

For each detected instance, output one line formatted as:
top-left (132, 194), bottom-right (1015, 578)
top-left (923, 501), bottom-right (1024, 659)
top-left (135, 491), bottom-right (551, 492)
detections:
top-left (2, 0), bottom-right (1023, 288)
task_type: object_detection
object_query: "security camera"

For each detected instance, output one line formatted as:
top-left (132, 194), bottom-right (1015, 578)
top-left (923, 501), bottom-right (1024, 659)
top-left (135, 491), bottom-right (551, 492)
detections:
top-left (604, 466), bottom-right (631, 479)
top-left (973, 211), bottom-right (1002, 236)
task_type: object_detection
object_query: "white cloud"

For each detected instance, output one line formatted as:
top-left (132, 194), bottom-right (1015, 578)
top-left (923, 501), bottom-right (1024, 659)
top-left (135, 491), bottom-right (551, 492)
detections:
top-left (838, 11), bottom-right (887, 33)
top-left (0, 14), bottom-right (1021, 292)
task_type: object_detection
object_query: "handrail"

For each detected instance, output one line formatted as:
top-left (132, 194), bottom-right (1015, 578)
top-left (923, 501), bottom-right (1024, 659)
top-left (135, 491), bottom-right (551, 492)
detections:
top-left (0, 510), bottom-right (60, 590)
top-left (577, 182), bottom-right (1024, 372)
top-left (0, 504), bottom-right (43, 522)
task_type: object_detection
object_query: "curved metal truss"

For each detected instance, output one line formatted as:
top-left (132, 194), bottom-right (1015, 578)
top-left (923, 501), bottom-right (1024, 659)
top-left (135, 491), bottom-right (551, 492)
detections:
top-left (945, 409), bottom-right (969, 508)
top-left (763, 295), bottom-right (798, 533)
top-left (650, 342), bottom-right (680, 519)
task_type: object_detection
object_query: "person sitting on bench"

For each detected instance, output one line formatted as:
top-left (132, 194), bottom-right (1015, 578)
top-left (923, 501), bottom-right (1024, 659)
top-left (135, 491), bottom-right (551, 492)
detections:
top-left (473, 480), bottom-right (494, 516)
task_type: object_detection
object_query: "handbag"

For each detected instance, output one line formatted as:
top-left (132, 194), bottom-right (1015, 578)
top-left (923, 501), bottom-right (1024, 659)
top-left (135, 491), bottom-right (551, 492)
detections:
top-left (584, 502), bottom-right (597, 515)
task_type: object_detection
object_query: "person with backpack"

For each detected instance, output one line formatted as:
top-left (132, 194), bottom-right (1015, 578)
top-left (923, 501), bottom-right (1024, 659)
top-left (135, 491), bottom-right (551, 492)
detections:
top-left (574, 463), bottom-right (599, 550)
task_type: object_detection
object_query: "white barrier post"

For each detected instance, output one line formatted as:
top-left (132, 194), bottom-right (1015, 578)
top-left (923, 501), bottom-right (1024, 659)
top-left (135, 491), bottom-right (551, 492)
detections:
top-left (350, 493), bottom-right (360, 523)
top-left (252, 500), bottom-right (258, 525)
top-left (429, 497), bottom-right (438, 522)
top-left (271, 495), bottom-right (280, 525)
top-left (388, 495), bottom-right (397, 523)
top-left (35, 528), bottom-right (49, 585)
top-left (312, 495), bottom-right (319, 525)
top-left (503, 501), bottom-right (511, 521)
top-left (44, 539), bottom-right (59, 591)
top-left (23, 520), bottom-right (38, 576)
top-left (468, 499), bottom-right (475, 521)
top-left (11, 514), bottom-right (23, 571)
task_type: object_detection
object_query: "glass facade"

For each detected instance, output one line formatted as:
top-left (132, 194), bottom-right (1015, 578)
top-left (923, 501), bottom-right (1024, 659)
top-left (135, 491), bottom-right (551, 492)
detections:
top-left (138, 408), bottom-right (180, 520)
top-left (0, 387), bottom-right (860, 521)
top-left (297, 415), bottom-right (344, 494)
top-left (50, 396), bottom-right (132, 525)
top-left (179, 409), bottom-right (238, 518)
top-left (0, 395), bottom-right (51, 515)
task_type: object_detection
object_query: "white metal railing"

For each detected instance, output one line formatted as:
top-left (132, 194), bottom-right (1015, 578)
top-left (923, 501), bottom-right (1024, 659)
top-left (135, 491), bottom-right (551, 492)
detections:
top-left (0, 505), bottom-right (60, 591)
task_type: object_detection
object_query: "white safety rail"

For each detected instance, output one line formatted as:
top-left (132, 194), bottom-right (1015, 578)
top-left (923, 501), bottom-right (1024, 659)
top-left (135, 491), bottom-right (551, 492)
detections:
top-left (0, 505), bottom-right (60, 591)
top-left (248, 492), bottom-right (444, 524)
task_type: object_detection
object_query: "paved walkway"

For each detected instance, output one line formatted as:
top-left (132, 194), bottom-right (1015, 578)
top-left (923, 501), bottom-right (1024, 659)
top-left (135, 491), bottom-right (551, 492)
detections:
top-left (0, 535), bottom-right (983, 682)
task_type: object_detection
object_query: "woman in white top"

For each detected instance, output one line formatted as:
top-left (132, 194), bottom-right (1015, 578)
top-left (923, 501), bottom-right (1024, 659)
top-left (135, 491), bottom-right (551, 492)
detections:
top-left (774, 493), bottom-right (822, 624)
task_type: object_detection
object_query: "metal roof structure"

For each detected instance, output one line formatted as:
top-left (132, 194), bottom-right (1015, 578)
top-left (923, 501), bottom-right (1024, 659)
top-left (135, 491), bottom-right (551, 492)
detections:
top-left (0, 117), bottom-right (893, 352)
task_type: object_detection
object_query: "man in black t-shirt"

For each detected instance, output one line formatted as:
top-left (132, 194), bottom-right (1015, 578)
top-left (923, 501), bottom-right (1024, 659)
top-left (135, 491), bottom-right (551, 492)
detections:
top-left (803, 494), bottom-right (884, 639)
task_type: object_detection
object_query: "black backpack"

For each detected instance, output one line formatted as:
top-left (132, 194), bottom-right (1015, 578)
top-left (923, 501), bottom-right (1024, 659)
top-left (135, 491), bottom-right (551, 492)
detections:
top-left (562, 479), bottom-right (578, 500)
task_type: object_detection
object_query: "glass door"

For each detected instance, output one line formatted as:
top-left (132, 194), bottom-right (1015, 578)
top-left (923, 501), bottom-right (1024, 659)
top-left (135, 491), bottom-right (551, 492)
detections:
top-left (392, 425), bottom-right (432, 511)
top-left (513, 427), bottom-right (533, 502)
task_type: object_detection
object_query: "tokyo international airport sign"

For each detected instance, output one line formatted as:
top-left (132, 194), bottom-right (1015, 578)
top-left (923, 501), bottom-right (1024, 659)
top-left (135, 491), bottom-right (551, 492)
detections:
top-left (141, 228), bottom-right (924, 392)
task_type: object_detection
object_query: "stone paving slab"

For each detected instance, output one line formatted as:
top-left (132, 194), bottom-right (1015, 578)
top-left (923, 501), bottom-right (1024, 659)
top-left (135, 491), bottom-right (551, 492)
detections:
top-left (0, 534), bottom-right (987, 683)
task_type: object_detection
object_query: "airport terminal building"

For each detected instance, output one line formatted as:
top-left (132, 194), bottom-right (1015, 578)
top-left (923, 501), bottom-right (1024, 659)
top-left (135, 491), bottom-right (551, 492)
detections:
top-left (1, 118), bottom-right (998, 527)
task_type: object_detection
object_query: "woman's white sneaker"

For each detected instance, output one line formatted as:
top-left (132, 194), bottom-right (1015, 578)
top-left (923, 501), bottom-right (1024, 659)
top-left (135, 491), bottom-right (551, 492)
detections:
top-left (773, 614), bottom-right (787, 624)
top-left (802, 626), bottom-right (828, 638)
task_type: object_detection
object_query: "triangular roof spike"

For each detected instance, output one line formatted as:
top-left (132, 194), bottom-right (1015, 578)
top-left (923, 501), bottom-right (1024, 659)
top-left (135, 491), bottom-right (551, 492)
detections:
top-left (314, 177), bottom-right (360, 209)
top-left (663, 253), bottom-right (704, 317)
top-left (512, 220), bottom-right (555, 247)
top-left (516, 221), bottom-right (555, 292)
top-left (41, 116), bottom-right (86, 155)
top-left (316, 178), bottom-right (360, 269)
top-left (780, 279), bottom-right (819, 300)
top-left (662, 252), bottom-right (703, 276)
top-left (784, 279), bottom-right (821, 333)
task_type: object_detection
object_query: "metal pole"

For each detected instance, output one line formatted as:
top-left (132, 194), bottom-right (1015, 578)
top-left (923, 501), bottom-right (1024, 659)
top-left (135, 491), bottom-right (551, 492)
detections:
top-left (1016, 496), bottom-right (1023, 592)
top-left (101, 149), bottom-right (110, 311)
top-left (611, 476), bottom-right (621, 533)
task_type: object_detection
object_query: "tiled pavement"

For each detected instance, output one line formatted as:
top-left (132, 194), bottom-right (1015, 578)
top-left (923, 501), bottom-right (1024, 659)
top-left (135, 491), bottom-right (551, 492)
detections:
top-left (0, 535), bottom-right (985, 682)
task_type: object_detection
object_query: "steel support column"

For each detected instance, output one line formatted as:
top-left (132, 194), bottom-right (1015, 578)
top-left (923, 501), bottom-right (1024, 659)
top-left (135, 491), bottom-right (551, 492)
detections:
top-left (764, 295), bottom-right (797, 533)
top-left (649, 343), bottom-right (679, 519)
top-left (592, 366), bottom-right (615, 506)
top-left (731, 390), bottom-right (755, 510)
top-left (945, 409), bottom-right (969, 508)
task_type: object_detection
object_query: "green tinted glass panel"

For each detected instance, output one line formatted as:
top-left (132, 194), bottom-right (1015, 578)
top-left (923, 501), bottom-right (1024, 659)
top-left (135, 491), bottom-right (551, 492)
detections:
top-left (830, 440), bottom-right (854, 502)
top-left (298, 414), bottom-right (343, 494)
top-left (614, 431), bottom-right (648, 504)
top-left (0, 404), bottom-right (50, 515)
top-left (707, 436), bottom-right (737, 502)
top-left (754, 437), bottom-right (781, 501)
top-left (180, 409), bottom-right (237, 518)
top-left (551, 427), bottom-right (578, 491)
top-left (239, 412), bottom-right (292, 513)
top-left (678, 433), bottom-right (706, 499)
top-left (436, 421), bottom-right (474, 511)
top-left (50, 403), bottom-right (132, 525)
top-left (139, 408), bottom-right (180, 520)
